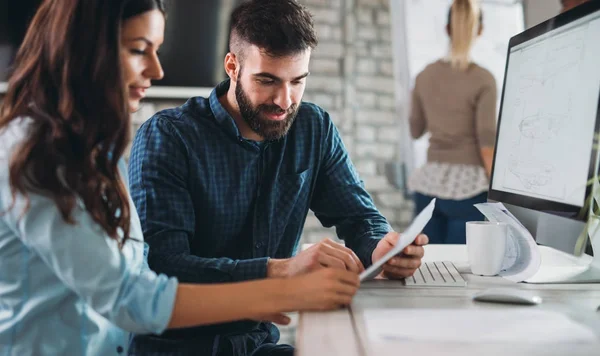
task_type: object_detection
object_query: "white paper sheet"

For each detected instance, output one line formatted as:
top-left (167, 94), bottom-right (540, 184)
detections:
top-left (364, 308), bottom-right (598, 343)
top-left (474, 202), bottom-right (541, 282)
top-left (360, 199), bottom-right (436, 281)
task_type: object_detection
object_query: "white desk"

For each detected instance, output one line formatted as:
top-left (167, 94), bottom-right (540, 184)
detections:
top-left (296, 245), bottom-right (600, 356)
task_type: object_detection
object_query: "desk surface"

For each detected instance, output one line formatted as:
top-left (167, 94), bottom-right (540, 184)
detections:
top-left (295, 245), bottom-right (600, 356)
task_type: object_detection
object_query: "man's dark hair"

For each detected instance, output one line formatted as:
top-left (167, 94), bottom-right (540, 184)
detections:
top-left (229, 0), bottom-right (318, 60)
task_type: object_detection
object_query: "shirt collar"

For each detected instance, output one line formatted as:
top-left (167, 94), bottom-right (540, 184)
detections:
top-left (208, 79), bottom-right (243, 139)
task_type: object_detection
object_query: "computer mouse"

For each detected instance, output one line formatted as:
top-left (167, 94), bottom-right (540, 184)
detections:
top-left (472, 288), bottom-right (543, 305)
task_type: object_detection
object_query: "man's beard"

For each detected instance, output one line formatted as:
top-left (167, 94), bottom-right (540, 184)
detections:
top-left (235, 78), bottom-right (299, 141)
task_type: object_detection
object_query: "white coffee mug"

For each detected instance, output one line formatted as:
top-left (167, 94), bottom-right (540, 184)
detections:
top-left (466, 221), bottom-right (508, 276)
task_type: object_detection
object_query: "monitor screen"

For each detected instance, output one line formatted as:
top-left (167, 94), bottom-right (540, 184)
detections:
top-left (153, 0), bottom-right (240, 90)
top-left (489, 4), bottom-right (600, 218)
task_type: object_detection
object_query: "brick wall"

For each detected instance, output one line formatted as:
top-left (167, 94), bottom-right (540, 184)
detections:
top-left (296, 0), bottom-right (413, 243)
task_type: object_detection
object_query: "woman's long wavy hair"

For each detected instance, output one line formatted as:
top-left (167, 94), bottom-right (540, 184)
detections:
top-left (0, 0), bottom-right (165, 246)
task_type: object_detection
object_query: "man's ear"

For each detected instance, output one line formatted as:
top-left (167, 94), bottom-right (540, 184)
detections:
top-left (224, 52), bottom-right (239, 82)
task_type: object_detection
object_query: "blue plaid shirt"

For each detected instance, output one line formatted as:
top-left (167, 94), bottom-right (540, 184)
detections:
top-left (128, 80), bottom-right (391, 354)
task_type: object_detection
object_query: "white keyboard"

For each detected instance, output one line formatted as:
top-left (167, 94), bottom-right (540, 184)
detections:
top-left (404, 261), bottom-right (466, 287)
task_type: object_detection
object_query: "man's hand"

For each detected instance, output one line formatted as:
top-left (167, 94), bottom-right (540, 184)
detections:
top-left (268, 238), bottom-right (364, 278)
top-left (371, 232), bottom-right (429, 279)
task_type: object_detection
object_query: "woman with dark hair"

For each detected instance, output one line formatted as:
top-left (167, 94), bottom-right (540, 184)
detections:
top-left (408, 0), bottom-right (497, 244)
top-left (0, 1), bottom-right (359, 354)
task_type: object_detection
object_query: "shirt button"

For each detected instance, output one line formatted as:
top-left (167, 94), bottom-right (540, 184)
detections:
top-left (117, 346), bottom-right (123, 354)
top-left (255, 242), bottom-right (263, 249)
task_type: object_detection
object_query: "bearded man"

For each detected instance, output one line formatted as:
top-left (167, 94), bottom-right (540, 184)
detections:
top-left (128, 1), bottom-right (428, 355)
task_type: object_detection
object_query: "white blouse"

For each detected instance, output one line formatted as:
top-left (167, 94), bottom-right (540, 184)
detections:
top-left (408, 162), bottom-right (489, 200)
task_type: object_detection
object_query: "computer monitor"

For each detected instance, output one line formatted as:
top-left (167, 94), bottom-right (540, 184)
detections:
top-left (488, 1), bottom-right (600, 277)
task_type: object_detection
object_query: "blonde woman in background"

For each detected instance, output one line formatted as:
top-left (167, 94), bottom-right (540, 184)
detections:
top-left (408, 0), bottom-right (497, 244)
